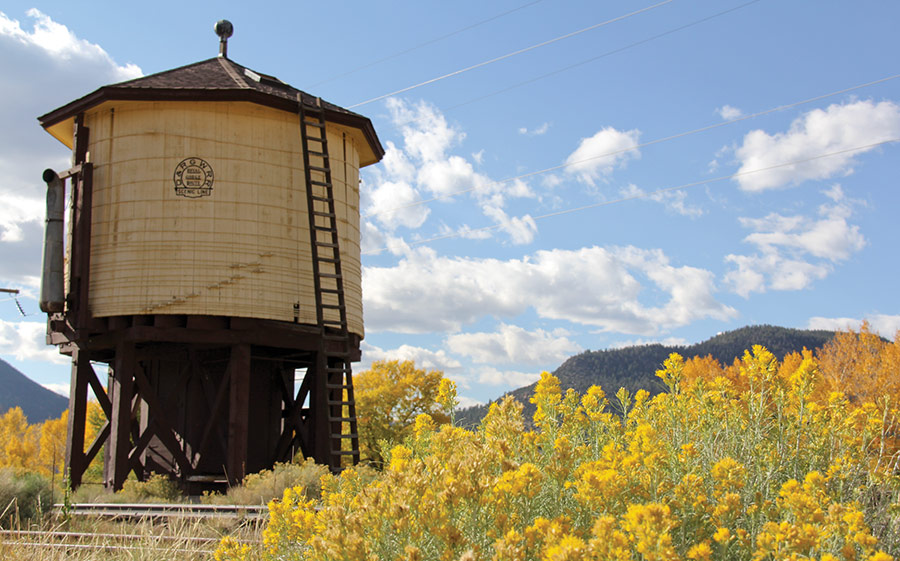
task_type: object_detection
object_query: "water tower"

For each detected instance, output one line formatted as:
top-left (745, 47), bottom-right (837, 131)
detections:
top-left (37, 21), bottom-right (383, 492)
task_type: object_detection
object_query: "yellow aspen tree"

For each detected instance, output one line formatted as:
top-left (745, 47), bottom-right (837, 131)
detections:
top-left (354, 360), bottom-right (449, 463)
top-left (38, 410), bottom-right (68, 478)
top-left (0, 407), bottom-right (31, 469)
top-left (3, 423), bottom-right (39, 473)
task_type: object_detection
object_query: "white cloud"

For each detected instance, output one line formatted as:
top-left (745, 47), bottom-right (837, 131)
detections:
top-left (717, 105), bottom-right (744, 120)
top-left (0, 10), bottom-right (142, 286)
top-left (358, 340), bottom-right (470, 392)
top-left (1, 9), bottom-right (139, 75)
top-left (481, 205), bottom-right (537, 245)
top-left (456, 395), bottom-right (484, 409)
top-left (564, 127), bottom-right (641, 185)
top-left (0, 319), bottom-right (68, 364)
top-left (518, 122), bottom-right (550, 136)
top-left (359, 341), bottom-right (462, 374)
top-left (807, 315), bottom-right (900, 339)
top-left (734, 100), bottom-right (900, 192)
top-left (446, 324), bottom-right (581, 365)
top-left (379, 141), bottom-right (416, 183)
top-left (417, 156), bottom-right (486, 197)
top-left (439, 223), bottom-right (494, 242)
top-left (366, 181), bottom-right (430, 230)
top-left (609, 336), bottom-right (688, 349)
top-left (386, 98), bottom-right (460, 163)
top-left (360, 220), bottom-right (388, 254)
top-left (362, 99), bottom-right (535, 244)
top-left (708, 144), bottom-right (733, 173)
top-left (725, 186), bottom-right (865, 296)
top-left (477, 367), bottom-right (541, 388)
top-left (360, 220), bottom-right (416, 256)
top-left (363, 245), bottom-right (735, 335)
top-left (42, 382), bottom-right (69, 397)
top-left (619, 184), bottom-right (703, 218)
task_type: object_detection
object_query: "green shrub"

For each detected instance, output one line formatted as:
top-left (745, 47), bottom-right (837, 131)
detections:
top-left (113, 473), bottom-right (181, 503)
top-left (214, 458), bottom-right (328, 505)
top-left (0, 468), bottom-right (53, 527)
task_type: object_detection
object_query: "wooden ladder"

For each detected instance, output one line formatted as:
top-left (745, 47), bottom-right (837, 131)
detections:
top-left (298, 97), bottom-right (360, 470)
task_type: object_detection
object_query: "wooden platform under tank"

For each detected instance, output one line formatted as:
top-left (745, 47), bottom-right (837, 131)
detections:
top-left (57, 313), bottom-right (360, 494)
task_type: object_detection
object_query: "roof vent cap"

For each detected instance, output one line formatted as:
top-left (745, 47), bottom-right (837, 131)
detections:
top-left (215, 20), bottom-right (233, 58)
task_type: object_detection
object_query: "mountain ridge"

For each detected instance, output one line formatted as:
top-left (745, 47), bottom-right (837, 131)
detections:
top-left (0, 358), bottom-right (68, 423)
top-left (456, 324), bottom-right (835, 427)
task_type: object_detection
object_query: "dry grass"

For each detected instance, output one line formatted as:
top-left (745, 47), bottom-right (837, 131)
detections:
top-left (0, 509), bottom-right (263, 560)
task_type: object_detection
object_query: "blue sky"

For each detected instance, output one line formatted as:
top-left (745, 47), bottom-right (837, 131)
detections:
top-left (1, 0), bottom-right (898, 407)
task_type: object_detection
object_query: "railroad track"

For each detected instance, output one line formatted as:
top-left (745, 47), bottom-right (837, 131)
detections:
top-left (54, 502), bottom-right (268, 520)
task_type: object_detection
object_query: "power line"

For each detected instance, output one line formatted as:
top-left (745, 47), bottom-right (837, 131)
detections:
top-left (362, 138), bottom-right (900, 255)
top-left (362, 72), bottom-right (900, 220)
top-left (347, 0), bottom-right (676, 109)
top-left (446, 0), bottom-right (764, 112)
top-left (307, 0), bottom-right (547, 88)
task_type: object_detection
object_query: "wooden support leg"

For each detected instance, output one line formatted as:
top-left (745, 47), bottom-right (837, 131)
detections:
top-left (226, 344), bottom-right (250, 485)
top-left (108, 341), bottom-right (135, 490)
top-left (65, 349), bottom-right (89, 489)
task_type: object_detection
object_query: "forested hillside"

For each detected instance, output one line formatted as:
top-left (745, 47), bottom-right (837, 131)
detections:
top-left (456, 324), bottom-right (834, 427)
top-left (0, 358), bottom-right (67, 423)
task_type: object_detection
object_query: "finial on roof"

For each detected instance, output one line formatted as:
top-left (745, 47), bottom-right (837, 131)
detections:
top-left (215, 20), bottom-right (233, 58)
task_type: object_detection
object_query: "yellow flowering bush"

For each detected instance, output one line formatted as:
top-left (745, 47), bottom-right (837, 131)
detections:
top-left (217, 345), bottom-right (900, 561)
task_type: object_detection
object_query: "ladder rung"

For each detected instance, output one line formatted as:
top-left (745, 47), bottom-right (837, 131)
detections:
top-left (303, 121), bottom-right (326, 129)
top-left (320, 288), bottom-right (341, 294)
top-left (321, 304), bottom-right (345, 310)
top-left (312, 211), bottom-right (335, 218)
top-left (311, 196), bottom-right (332, 203)
top-left (332, 433), bottom-right (358, 439)
top-left (309, 180), bottom-right (331, 187)
top-left (308, 150), bottom-right (327, 158)
top-left (308, 165), bottom-right (329, 173)
top-left (316, 242), bottom-right (339, 249)
top-left (318, 272), bottom-right (342, 278)
top-left (327, 384), bottom-right (352, 390)
top-left (330, 417), bottom-right (356, 422)
top-left (328, 401), bottom-right (354, 406)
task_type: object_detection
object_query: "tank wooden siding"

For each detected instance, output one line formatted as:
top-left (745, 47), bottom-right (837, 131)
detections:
top-left (78, 100), bottom-right (364, 337)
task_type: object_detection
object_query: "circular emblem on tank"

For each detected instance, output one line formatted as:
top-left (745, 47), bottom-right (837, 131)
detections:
top-left (173, 158), bottom-right (214, 198)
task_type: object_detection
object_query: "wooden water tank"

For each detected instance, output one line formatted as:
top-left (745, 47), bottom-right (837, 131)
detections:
top-left (40, 59), bottom-right (382, 337)
top-left (38, 45), bottom-right (384, 491)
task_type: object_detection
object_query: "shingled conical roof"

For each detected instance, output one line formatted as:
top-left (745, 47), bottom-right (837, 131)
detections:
top-left (38, 56), bottom-right (383, 164)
